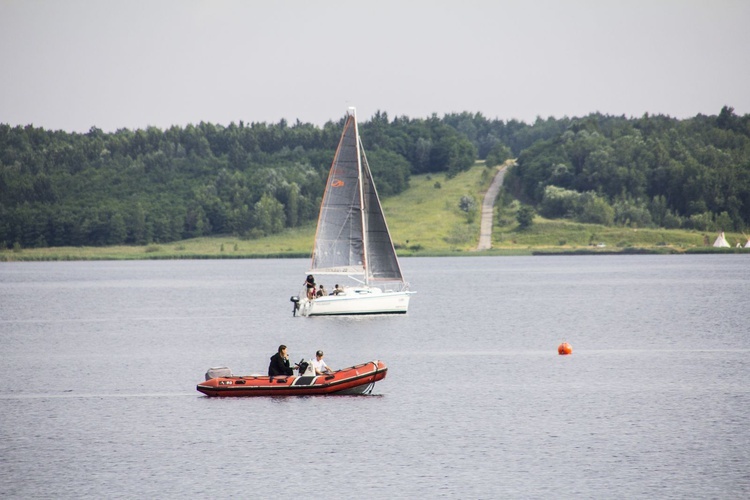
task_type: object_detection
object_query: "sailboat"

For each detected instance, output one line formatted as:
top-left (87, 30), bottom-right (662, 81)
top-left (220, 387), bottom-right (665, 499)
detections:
top-left (291, 107), bottom-right (415, 316)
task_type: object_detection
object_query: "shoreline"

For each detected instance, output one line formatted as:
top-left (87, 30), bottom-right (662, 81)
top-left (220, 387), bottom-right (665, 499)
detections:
top-left (2, 245), bottom-right (747, 262)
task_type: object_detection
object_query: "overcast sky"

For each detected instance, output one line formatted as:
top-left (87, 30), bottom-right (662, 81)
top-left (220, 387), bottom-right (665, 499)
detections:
top-left (2, 0), bottom-right (748, 133)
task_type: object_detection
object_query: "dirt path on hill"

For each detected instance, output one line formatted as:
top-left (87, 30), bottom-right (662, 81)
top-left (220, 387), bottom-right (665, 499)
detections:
top-left (476, 164), bottom-right (509, 250)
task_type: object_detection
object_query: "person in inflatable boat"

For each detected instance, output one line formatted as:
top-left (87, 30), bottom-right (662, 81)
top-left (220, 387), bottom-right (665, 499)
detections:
top-left (311, 350), bottom-right (334, 375)
top-left (268, 344), bottom-right (296, 376)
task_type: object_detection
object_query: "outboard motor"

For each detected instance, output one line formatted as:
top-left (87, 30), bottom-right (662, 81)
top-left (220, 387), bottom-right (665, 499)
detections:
top-left (290, 296), bottom-right (300, 316)
top-left (297, 359), bottom-right (315, 376)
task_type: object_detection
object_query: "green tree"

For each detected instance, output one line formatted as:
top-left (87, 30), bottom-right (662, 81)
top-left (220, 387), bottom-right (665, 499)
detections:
top-left (577, 193), bottom-right (615, 226)
top-left (107, 210), bottom-right (127, 244)
top-left (365, 148), bottom-right (411, 196)
top-left (516, 205), bottom-right (535, 230)
top-left (459, 195), bottom-right (478, 223)
top-left (253, 193), bottom-right (285, 236)
top-left (485, 142), bottom-right (512, 167)
top-left (540, 185), bottom-right (579, 218)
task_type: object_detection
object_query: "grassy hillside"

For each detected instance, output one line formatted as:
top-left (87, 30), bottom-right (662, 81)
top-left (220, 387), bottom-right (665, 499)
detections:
top-left (383, 163), bottom-right (495, 253)
top-left (2, 162), bottom-right (748, 261)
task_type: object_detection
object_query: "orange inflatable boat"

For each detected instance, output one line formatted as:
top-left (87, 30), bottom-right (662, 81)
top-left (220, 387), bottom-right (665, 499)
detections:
top-left (196, 360), bottom-right (387, 397)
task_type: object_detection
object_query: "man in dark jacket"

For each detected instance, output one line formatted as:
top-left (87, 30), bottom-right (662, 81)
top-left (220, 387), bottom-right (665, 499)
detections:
top-left (268, 344), bottom-right (295, 376)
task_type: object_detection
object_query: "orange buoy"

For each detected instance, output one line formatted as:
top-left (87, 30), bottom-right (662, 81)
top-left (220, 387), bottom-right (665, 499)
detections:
top-left (558, 342), bottom-right (572, 355)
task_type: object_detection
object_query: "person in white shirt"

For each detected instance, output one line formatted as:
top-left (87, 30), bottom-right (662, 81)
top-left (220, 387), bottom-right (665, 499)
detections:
top-left (311, 350), bottom-right (333, 375)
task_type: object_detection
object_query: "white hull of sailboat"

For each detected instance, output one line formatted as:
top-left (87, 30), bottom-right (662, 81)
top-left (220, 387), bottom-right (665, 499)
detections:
top-left (299, 289), bottom-right (413, 317)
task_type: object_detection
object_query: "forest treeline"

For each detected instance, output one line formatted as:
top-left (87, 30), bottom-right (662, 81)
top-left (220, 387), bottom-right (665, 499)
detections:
top-left (1, 106), bottom-right (749, 248)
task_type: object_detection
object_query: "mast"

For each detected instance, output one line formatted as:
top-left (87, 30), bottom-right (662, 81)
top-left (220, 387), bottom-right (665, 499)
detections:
top-left (350, 107), bottom-right (370, 284)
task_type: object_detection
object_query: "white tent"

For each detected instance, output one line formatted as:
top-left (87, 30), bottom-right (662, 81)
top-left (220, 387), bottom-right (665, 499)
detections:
top-left (744, 239), bottom-right (750, 248)
top-left (713, 232), bottom-right (730, 248)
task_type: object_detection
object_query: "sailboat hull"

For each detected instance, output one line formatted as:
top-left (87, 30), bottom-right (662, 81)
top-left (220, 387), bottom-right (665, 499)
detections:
top-left (299, 289), bottom-right (413, 316)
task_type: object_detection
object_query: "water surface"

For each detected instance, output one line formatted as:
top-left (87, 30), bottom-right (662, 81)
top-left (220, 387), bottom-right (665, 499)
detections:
top-left (1, 256), bottom-right (748, 498)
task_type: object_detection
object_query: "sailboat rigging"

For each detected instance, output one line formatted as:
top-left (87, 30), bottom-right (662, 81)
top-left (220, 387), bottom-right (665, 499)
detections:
top-left (291, 107), bottom-right (415, 316)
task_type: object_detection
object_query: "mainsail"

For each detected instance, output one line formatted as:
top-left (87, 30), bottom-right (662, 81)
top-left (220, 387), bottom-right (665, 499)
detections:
top-left (309, 109), bottom-right (404, 285)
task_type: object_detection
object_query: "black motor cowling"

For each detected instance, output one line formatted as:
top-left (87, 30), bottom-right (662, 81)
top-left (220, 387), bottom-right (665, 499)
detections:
top-left (297, 359), bottom-right (309, 375)
top-left (290, 296), bottom-right (300, 316)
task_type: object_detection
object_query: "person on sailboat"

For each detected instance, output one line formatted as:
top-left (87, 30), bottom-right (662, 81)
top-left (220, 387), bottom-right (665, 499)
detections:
top-left (331, 284), bottom-right (344, 295)
top-left (316, 285), bottom-right (327, 297)
top-left (268, 345), bottom-right (296, 377)
top-left (305, 275), bottom-right (316, 300)
top-left (311, 350), bottom-right (333, 375)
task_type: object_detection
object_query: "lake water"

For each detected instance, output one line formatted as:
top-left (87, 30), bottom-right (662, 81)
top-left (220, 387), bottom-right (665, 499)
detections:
top-left (1, 255), bottom-right (749, 498)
